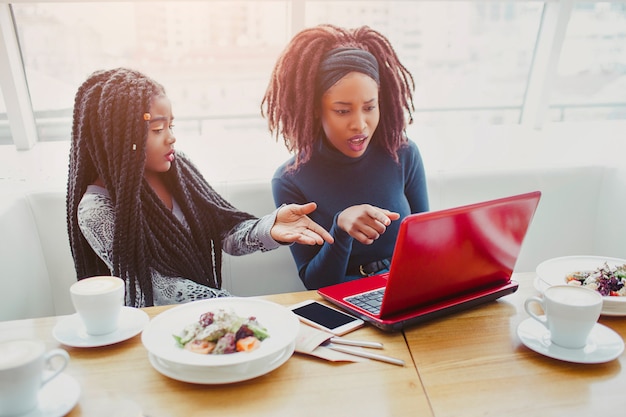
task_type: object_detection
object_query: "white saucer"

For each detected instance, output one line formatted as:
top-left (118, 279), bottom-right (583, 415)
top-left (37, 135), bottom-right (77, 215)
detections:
top-left (148, 341), bottom-right (295, 384)
top-left (53, 306), bottom-right (149, 348)
top-left (517, 317), bottom-right (625, 364)
top-left (20, 372), bottom-right (80, 417)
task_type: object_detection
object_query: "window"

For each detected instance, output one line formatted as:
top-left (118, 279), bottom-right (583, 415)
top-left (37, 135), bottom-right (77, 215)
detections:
top-left (549, 2), bottom-right (626, 121)
top-left (11, 1), bottom-right (289, 142)
top-left (305, 1), bottom-right (544, 125)
top-left (2, 0), bottom-right (626, 150)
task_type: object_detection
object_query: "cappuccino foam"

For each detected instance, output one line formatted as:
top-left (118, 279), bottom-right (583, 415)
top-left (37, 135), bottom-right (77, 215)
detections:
top-left (71, 276), bottom-right (123, 295)
top-left (0, 340), bottom-right (43, 370)
top-left (547, 285), bottom-right (600, 306)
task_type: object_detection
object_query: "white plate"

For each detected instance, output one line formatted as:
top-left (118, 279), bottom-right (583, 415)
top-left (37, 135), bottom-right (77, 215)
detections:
top-left (535, 255), bottom-right (626, 316)
top-left (20, 372), bottom-right (80, 417)
top-left (53, 306), bottom-right (149, 348)
top-left (534, 275), bottom-right (626, 317)
top-left (142, 297), bottom-right (299, 368)
top-left (148, 340), bottom-right (295, 384)
top-left (517, 317), bottom-right (624, 364)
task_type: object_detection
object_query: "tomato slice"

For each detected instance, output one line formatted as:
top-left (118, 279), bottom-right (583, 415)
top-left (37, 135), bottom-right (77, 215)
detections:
top-left (236, 336), bottom-right (261, 352)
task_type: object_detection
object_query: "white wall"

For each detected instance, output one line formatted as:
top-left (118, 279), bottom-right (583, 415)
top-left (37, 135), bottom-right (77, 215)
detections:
top-left (1, 121), bottom-right (624, 189)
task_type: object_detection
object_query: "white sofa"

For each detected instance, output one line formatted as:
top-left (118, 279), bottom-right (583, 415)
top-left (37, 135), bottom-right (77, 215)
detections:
top-left (2, 162), bottom-right (626, 321)
top-left (0, 182), bottom-right (304, 321)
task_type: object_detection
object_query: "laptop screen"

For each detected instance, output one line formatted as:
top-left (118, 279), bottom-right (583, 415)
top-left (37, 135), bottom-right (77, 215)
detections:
top-left (380, 191), bottom-right (541, 316)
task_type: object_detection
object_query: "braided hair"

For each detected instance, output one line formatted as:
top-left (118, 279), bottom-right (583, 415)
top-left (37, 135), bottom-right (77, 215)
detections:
top-left (261, 24), bottom-right (415, 170)
top-left (67, 68), bottom-right (254, 306)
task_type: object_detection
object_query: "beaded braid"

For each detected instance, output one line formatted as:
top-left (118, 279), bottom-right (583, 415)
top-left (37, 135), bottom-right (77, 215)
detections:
top-left (261, 24), bottom-right (415, 170)
top-left (67, 68), bottom-right (254, 306)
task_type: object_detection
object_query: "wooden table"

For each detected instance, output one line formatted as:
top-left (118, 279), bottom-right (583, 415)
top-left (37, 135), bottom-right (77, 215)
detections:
top-left (2, 272), bottom-right (625, 417)
top-left (404, 271), bottom-right (626, 417)
top-left (0, 291), bottom-right (430, 417)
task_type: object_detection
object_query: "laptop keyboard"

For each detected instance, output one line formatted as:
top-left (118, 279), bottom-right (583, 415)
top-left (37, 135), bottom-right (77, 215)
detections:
top-left (345, 288), bottom-right (386, 315)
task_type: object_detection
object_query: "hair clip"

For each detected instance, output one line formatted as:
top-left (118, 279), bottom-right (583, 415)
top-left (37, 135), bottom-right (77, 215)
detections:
top-left (143, 113), bottom-right (151, 121)
top-left (132, 144), bottom-right (137, 151)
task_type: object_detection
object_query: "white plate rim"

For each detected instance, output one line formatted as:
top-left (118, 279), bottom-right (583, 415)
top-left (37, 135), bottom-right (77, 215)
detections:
top-left (517, 317), bottom-right (624, 364)
top-left (535, 255), bottom-right (626, 314)
top-left (536, 255), bottom-right (626, 297)
top-left (141, 297), bottom-right (299, 367)
top-left (52, 306), bottom-right (149, 348)
top-left (148, 340), bottom-right (295, 384)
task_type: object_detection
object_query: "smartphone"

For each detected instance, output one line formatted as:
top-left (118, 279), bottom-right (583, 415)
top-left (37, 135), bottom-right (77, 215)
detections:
top-left (289, 300), bottom-right (364, 335)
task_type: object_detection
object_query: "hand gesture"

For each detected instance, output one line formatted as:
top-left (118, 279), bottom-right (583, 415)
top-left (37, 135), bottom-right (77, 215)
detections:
top-left (271, 203), bottom-right (334, 245)
top-left (337, 204), bottom-right (400, 245)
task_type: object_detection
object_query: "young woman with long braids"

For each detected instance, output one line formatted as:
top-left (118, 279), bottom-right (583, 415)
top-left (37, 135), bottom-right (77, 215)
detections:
top-left (263, 25), bottom-right (429, 289)
top-left (67, 68), bottom-right (333, 307)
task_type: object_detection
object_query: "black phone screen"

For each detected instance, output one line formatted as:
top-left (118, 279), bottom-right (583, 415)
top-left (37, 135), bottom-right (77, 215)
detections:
top-left (292, 302), bottom-right (357, 329)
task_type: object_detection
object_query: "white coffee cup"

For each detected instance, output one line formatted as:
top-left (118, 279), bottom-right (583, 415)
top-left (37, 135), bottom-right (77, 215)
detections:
top-left (524, 285), bottom-right (603, 349)
top-left (70, 276), bottom-right (125, 336)
top-left (0, 339), bottom-right (69, 416)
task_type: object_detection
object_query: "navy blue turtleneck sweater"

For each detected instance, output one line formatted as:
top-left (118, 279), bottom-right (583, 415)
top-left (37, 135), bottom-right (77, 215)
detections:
top-left (272, 138), bottom-right (429, 289)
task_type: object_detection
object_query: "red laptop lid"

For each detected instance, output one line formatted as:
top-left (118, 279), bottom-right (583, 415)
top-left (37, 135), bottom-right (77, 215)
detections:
top-left (379, 190), bottom-right (541, 317)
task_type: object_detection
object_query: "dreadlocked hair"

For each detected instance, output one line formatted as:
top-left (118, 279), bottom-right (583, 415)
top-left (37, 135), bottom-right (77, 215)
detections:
top-left (67, 68), bottom-right (254, 306)
top-left (261, 24), bottom-right (415, 170)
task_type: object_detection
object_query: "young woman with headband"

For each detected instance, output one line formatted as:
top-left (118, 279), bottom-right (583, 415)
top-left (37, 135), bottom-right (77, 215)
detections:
top-left (263, 24), bottom-right (429, 289)
top-left (67, 68), bottom-right (333, 307)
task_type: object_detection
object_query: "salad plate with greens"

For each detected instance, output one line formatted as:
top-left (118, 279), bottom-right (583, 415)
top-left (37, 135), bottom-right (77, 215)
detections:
top-left (535, 255), bottom-right (626, 316)
top-left (142, 297), bottom-right (299, 367)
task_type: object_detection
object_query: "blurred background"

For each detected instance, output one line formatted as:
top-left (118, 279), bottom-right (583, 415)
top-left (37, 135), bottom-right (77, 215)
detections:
top-left (1, 0), bottom-right (625, 184)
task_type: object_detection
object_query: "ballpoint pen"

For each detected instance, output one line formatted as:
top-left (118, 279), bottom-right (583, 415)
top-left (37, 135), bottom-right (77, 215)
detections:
top-left (326, 344), bottom-right (405, 366)
top-left (329, 337), bottom-right (384, 349)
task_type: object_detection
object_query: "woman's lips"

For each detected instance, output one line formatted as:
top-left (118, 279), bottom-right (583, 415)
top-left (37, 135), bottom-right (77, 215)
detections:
top-left (348, 135), bottom-right (367, 152)
top-left (166, 150), bottom-right (175, 162)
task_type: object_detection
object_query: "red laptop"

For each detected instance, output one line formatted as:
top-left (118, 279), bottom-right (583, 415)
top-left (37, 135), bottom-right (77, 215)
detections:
top-left (318, 191), bottom-right (541, 332)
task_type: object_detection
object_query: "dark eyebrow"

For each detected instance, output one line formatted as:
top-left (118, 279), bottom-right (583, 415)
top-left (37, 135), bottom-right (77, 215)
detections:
top-left (333, 98), bottom-right (377, 106)
top-left (148, 116), bottom-right (174, 124)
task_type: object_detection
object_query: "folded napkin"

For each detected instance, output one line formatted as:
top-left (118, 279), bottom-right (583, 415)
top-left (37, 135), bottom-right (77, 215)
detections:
top-left (294, 323), bottom-right (365, 362)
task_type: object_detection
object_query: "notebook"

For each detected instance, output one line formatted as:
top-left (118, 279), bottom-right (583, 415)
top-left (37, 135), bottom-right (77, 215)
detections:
top-left (318, 190), bottom-right (541, 332)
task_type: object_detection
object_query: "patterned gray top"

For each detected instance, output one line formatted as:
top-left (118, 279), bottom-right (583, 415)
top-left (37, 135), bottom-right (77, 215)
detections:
top-left (77, 185), bottom-right (281, 307)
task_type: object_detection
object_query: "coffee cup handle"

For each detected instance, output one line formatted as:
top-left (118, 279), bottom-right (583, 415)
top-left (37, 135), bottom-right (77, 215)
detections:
top-left (41, 348), bottom-right (70, 387)
top-left (524, 296), bottom-right (548, 328)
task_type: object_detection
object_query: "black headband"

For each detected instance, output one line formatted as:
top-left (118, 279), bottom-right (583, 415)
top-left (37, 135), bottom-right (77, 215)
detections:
top-left (317, 47), bottom-right (380, 95)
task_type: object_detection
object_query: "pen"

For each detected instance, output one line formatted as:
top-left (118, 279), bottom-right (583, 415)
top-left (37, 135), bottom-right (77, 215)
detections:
top-left (327, 344), bottom-right (405, 366)
top-left (329, 337), bottom-right (384, 349)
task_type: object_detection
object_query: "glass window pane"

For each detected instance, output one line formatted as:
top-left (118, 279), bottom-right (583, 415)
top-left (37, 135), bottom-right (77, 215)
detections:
top-left (549, 2), bottom-right (626, 122)
top-left (12, 1), bottom-right (289, 143)
top-left (305, 1), bottom-right (544, 126)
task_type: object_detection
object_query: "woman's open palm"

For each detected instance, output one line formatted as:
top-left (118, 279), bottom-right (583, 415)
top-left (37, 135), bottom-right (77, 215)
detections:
top-left (272, 203), bottom-right (334, 245)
